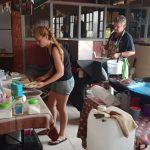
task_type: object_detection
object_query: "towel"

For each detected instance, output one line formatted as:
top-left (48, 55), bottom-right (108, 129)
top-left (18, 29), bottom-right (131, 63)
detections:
top-left (97, 105), bottom-right (138, 138)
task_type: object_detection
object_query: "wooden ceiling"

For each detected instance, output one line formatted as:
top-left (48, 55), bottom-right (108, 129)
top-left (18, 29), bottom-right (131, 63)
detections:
top-left (0, 0), bottom-right (11, 5)
top-left (0, 0), bottom-right (149, 6)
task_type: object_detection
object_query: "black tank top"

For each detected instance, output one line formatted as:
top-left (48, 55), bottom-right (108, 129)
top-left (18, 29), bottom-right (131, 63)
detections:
top-left (49, 44), bottom-right (72, 81)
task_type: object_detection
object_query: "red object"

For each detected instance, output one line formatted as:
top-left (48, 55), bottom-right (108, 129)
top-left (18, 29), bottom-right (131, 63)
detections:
top-left (130, 97), bottom-right (140, 107)
top-left (130, 106), bottom-right (141, 111)
top-left (24, 129), bottom-right (32, 136)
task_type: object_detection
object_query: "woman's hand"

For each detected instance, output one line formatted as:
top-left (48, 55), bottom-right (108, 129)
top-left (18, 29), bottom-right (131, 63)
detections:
top-left (36, 81), bottom-right (46, 88)
top-left (111, 53), bottom-right (121, 59)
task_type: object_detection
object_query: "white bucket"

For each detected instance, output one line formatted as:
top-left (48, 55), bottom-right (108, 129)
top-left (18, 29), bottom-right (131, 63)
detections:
top-left (107, 59), bottom-right (123, 75)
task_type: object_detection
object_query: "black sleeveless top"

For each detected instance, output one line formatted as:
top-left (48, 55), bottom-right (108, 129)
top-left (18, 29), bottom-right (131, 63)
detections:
top-left (49, 44), bottom-right (72, 81)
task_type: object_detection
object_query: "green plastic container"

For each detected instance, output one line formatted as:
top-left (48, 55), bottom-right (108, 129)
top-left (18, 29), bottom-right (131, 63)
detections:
top-left (27, 98), bottom-right (39, 105)
top-left (0, 102), bottom-right (11, 109)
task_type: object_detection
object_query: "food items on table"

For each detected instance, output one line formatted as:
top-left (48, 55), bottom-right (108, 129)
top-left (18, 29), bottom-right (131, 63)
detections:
top-left (23, 81), bottom-right (38, 89)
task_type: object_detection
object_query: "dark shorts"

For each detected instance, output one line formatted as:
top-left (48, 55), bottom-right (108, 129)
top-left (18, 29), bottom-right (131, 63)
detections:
top-left (48, 77), bottom-right (74, 95)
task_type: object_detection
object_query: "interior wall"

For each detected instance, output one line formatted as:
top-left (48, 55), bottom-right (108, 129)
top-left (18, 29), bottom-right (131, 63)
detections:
top-left (0, 5), bottom-right (12, 53)
top-left (11, 11), bottom-right (23, 72)
top-left (25, 41), bottom-right (50, 67)
top-left (134, 44), bottom-right (150, 78)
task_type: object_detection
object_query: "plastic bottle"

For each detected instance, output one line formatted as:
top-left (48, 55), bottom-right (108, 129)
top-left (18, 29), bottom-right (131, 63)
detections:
top-left (13, 96), bottom-right (25, 115)
top-left (122, 58), bottom-right (129, 79)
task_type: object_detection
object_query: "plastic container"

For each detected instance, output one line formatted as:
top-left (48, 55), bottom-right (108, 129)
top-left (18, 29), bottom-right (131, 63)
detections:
top-left (27, 98), bottom-right (40, 114)
top-left (0, 102), bottom-right (12, 119)
top-left (0, 102), bottom-right (11, 109)
top-left (107, 59), bottom-right (123, 75)
top-left (13, 97), bottom-right (24, 115)
top-left (0, 107), bottom-right (12, 119)
top-left (11, 81), bottom-right (23, 97)
top-left (128, 82), bottom-right (150, 97)
top-left (87, 109), bottom-right (136, 150)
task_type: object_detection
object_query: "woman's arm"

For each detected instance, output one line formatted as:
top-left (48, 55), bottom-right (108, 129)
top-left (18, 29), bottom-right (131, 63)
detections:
top-left (112, 51), bottom-right (135, 59)
top-left (36, 68), bottom-right (53, 81)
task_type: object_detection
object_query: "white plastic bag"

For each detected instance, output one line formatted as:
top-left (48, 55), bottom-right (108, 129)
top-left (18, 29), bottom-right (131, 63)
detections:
top-left (91, 85), bottom-right (115, 106)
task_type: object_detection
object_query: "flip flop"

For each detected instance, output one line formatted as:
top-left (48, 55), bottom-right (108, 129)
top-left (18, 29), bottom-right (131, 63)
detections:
top-left (37, 129), bottom-right (49, 135)
top-left (49, 137), bottom-right (67, 145)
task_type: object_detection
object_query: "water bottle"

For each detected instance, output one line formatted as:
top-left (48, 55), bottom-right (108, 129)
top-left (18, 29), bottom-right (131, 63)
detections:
top-left (122, 58), bottom-right (129, 79)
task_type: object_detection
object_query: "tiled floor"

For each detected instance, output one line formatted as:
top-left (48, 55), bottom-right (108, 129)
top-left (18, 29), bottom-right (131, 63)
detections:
top-left (37, 104), bottom-right (85, 150)
top-left (37, 105), bottom-right (150, 150)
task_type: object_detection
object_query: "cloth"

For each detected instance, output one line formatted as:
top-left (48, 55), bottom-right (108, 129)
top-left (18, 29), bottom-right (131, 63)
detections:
top-left (105, 106), bottom-right (138, 137)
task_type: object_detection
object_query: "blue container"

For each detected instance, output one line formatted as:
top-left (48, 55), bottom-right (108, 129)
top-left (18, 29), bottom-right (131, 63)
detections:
top-left (11, 81), bottom-right (23, 97)
top-left (127, 82), bottom-right (150, 97)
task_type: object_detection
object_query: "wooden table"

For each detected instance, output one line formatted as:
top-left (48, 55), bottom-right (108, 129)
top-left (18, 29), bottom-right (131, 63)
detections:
top-left (0, 96), bottom-right (58, 141)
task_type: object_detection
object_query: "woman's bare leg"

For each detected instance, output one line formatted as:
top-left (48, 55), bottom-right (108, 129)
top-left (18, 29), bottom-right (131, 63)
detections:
top-left (47, 90), bottom-right (57, 124)
top-left (56, 93), bottom-right (69, 138)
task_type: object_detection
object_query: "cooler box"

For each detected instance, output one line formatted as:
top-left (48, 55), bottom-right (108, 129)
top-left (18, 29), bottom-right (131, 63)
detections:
top-left (87, 109), bottom-right (135, 150)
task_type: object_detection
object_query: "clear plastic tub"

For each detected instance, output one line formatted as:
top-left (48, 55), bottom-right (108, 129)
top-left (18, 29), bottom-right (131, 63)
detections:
top-left (0, 108), bottom-right (12, 119)
top-left (27, 98), bottom-right (40, 114)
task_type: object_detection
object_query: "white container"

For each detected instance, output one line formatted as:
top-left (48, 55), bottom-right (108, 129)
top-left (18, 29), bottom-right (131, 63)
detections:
top-left (27, 103), bottom-right (40, 114)
top-left (0, 108), bottom-right (12, 119)
top-left (13, 98), bottom-right (24, 116)
top-left (107, 59), bottom-right (123, 75)
top-left (87, 109), bottom-right (135, 150)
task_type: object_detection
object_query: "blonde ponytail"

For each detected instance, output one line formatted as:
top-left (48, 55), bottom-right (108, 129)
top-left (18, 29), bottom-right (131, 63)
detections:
top-left (47, 28), bottom-right (64, 62)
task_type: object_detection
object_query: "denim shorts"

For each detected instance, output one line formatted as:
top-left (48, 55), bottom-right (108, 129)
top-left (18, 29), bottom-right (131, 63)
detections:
top-left (49, 77), bottom-right (74, 95)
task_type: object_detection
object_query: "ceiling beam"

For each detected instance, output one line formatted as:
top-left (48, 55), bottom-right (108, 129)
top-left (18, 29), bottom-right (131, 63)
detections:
top-left (0, 0), bottom-right (11, 5)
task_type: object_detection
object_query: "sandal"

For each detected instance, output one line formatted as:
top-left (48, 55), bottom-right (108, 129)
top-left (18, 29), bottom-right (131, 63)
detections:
top-left (37, 129), bottom-right (49, 135)
top-left (49, 137), bottom-right (67, 145)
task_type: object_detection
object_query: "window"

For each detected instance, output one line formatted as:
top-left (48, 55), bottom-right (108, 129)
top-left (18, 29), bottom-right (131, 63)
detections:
top-left (129, 9), bottom-right (147, 39)
top-left (53, 4), bottom-right (78, 38)
top-left (53, 17), bottom-right (63, 38)
top-left (86, 12), bottom-right (93, 37)
top-left (99, 10), bottom-right (104, 38)
top-left (81, 7), bottom-right (104, 38)
top-left (70, 15), bottom-right (75, 38)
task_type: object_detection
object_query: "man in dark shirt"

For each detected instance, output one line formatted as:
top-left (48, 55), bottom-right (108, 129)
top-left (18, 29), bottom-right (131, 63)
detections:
top-left (106, 15), bottom-right (135, 59)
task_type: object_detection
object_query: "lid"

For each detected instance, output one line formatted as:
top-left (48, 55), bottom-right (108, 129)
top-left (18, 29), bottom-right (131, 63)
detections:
top-left (27, 98), bottom-right (39, 105)
top-left (0, 102), bottom-right (11, 109)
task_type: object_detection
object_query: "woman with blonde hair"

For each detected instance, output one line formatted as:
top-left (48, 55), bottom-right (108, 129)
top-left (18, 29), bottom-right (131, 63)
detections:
top-left (34, 26), bottom-right (74, 145)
